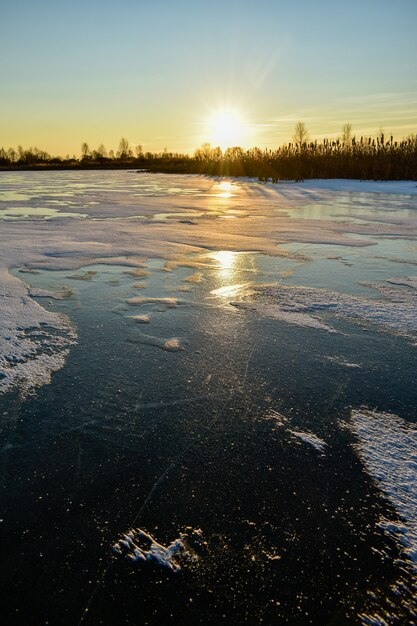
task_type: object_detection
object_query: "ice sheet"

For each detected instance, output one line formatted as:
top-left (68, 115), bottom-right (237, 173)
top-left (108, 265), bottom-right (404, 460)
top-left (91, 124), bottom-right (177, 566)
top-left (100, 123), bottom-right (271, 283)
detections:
top-left (1, 173), bottom-right (417, 394)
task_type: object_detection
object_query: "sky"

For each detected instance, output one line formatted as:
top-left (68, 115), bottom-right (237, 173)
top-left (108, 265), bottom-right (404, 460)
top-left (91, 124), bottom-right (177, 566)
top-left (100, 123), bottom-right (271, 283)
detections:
top-left (0, 0), bottom-right (416, 156)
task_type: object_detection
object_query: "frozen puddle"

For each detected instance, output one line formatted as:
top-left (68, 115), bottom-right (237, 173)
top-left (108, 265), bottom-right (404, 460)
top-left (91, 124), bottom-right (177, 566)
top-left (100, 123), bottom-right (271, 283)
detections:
top-left (113, 527), bottom-right (202, 571)
top-left (348, 409), bottom-right (417, 570)
top-left (231, 282), bottom-right (417, 342)
top-left (0, 270), bottom-right (77, 395)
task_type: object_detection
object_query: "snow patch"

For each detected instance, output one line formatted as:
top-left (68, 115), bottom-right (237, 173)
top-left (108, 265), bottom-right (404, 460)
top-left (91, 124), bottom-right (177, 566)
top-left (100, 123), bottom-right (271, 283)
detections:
top-left (127, 314), bottom-right (151, 324)
top-left (231, 282), bottom-right (417, 342)
top-left (348, 409), bottom-right (417, 570)
top-left (126, 296), bottom-right (182, 308)
top-left (0, 270), bottom-right (76, 395)
top-left (113, 527), bottom-right (202, 571)
top-left (289, 430), bottom-right (327, 452)
top-left (129, 333), bottom-right (186, 352)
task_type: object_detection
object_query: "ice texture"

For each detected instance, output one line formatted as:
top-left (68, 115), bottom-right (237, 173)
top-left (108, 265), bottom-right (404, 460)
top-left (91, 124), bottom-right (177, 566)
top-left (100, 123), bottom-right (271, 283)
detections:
top-left (348, 409), bottom-right (417, 570)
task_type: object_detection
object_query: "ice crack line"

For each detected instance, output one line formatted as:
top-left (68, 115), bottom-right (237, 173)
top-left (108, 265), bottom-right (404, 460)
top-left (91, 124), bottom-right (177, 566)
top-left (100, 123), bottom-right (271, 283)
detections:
top-left (77, 390), bottom-right (234, 625)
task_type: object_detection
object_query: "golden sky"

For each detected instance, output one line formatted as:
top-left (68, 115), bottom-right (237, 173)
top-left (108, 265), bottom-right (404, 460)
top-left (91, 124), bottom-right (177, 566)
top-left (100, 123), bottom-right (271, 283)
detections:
top-left (1, 0), bottom-right (416, 156)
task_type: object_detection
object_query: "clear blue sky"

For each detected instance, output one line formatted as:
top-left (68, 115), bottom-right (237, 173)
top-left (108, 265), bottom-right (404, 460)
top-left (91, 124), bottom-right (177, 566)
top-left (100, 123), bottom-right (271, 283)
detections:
top-left (1, 0), bottom-right (416, 155)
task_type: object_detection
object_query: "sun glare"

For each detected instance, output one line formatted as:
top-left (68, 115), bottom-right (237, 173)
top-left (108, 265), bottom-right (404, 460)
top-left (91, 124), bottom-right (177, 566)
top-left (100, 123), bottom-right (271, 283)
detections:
top-left (207, 108), bottom-right (248, 150)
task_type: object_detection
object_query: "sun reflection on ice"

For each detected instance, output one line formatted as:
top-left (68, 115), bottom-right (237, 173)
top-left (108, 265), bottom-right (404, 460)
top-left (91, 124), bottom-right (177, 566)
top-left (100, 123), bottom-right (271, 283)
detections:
top-left (209, 251), bottom-right (255, 299)
top-left (211, 250), bottom-right (237, 278)
top-left (215, 181), bottom-right (237, 198)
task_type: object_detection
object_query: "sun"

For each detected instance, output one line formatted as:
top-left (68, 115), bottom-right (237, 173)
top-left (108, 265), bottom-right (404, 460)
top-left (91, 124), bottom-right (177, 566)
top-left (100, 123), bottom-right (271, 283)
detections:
top-left (206, 107), bottom-right (248, 150)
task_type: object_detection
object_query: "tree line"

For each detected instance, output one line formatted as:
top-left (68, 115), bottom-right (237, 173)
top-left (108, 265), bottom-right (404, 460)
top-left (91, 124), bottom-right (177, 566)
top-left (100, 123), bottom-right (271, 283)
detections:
top-left (1, 126), bottom-right (416, 180)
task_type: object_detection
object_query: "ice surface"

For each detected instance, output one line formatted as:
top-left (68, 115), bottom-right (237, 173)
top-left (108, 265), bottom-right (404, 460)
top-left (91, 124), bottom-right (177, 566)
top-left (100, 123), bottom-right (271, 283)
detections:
top-left (1, 173), bottom-right (416, 393)
top-left (348, 409), bottom-right (417, 570)
top-left (324, 355), bottom-right (361, 368)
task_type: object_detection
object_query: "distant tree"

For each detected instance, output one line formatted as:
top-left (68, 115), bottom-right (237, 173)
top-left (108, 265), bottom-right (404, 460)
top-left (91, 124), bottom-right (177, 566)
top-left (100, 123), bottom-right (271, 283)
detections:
top-left (212, 146), bottom-right (223, 160)
top-left (117, 137), bottom-right (132, 159)
top-left (96, 144), bottom-right (107, 158)
top-left (0, 147), bottom-right (9, 164)
top-left (108, 149), bottom-right (115, 159)
top-left (194, 142), bottom-right (213, 160)
top-left (81, 142), bottom-right (90, 159)
top-left (224, 146), bottom-right (244, 160)
top-left (293, 122), bottom-right (309, 146)
top-left (342, 123), bottom-right (352, 145)
top-left (135, 144), bottom-right (143, 158)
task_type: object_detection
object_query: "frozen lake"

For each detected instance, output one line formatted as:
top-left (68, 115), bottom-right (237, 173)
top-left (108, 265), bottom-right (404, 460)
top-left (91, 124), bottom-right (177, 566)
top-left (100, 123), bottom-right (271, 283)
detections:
top-left (1, 171), bottom-right (417, 625)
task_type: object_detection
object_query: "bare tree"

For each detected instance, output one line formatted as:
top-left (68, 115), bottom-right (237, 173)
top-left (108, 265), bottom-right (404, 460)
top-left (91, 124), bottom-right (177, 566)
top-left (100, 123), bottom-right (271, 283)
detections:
top-left (96, 144), bottom-right (107, 158)
top-left (81, 142), bottom-right (89, 159)
top-left (293, 122), bottom-right (309, 146)
top-left (117, 137), bottom-right (132, 159)
top-left (194, 142), bottom-right (213, 160)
